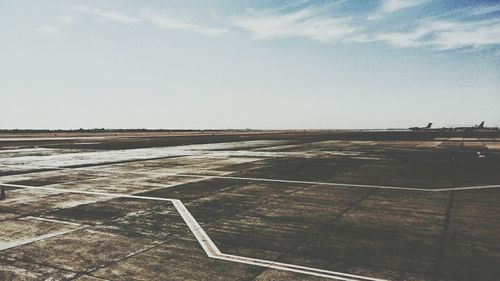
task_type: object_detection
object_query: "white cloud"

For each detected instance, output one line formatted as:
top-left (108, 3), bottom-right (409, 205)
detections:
top-left (368, 0), bottom-right (430, 20)
top-left (76, 6), bottom-right (141, 25)
top-left (380, 0), bottom-right (430, 13)
top-left (370, 20), bottom-right (500, 50)
top-left (372, 21), bottom-right (454, 48)
top-left (143, 11), bottom-right (227, 36)
top-left (232, 9), bottom-right (354, 42)
top-left (467, 3), bottom-right (500, 16)
top-left (430, 21), bottom-right (500, 50)
top-left (35, 25), bottom-right (60, 37)
top-left (74, 6), bottom-right (226, 36)
top-left (45, 3), bottom-right (500, 53)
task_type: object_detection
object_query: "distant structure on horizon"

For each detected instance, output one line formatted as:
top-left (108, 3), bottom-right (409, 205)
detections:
top-left (453, 121), bottom-right (499, 131)
top-left (409, 121), bottom-right (499, 131)
top-left (409, 123), bottom-right (433, 131)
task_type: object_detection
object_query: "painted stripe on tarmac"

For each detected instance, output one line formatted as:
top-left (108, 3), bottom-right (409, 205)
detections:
top-left (433, 184), bottom-right (500, 192)
top-left (6, 165), bottom-right (499, 193)
top-left (154, 173), bottom-right (500, 193)
top-left (0, 182), bottom-right (386, 281)
top-left (0, 226), bottom-right (86, 251)
top-left (161, 173), bottom-right (434, 191)
top-left (22, 216), bottom-right (82, 226)
top-left (55, 166), bottom-right (500, 192)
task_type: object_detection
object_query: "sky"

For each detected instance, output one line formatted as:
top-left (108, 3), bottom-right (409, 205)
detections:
top-left (1, 0), bottom-right (499, 129)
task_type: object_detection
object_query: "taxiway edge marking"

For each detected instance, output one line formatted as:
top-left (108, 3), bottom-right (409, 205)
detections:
top-left (0, 182), bottom-right (387, 281)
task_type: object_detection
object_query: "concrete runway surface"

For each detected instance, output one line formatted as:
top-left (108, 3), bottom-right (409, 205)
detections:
top-left (1, 130), bottom-right (499, 281)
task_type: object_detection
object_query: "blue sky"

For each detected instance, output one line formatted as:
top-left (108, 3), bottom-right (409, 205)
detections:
top-left (1, 0), bottom-right (499, 129)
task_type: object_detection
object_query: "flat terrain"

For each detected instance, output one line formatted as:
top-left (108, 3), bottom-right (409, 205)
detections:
top-left (1, 130), bottom-right (499, 281)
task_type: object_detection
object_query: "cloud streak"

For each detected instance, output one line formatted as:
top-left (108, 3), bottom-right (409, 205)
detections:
top-left (73, 6), bottom-right (227, 36)
top-left (49, 3), bottom-right (500, 53)
top-left (368, 0), bottom-right (430, 20)
top-left (76, 6), bottom-right (141, 25)
top-left (232, 1), bottom-right (500, 52)
top-left (380, 0), bottom-right (430, 13)
top-left (143, 11), bottom-right (227, 36)
top-left (468, 3), bottom-right (500, 16)
top-left (369, 19), bottom-right (500, 50)
top-left (232, 8), bottom-right (355, 42)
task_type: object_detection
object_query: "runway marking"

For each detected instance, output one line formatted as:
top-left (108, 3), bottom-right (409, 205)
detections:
top-left (432, 184), bottom-right (500, 192)
top-left (135, 172), bottom-right (500, 193)
top-left (0, 225), bottom-right (86, 251)
top-left (159, 173), bottom-right (436, 191)
top-left (21, 216), bottom-right (82, 226)
top-left (25, 165), bottom-right (499, 192)
top-left (0, 182), bottom-right (386, 281)
top-left (3, 162), bottom-right (500, 193)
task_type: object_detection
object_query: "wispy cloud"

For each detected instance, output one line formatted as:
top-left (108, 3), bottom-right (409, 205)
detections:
top-left (143, 11), bottom-right (227, 36)
top-left (428, 20), bottom-right (500, 50)
top-left (73, 6), bottom-right (227, 36)
top-left (232, 8), bottom-right (354, 42)
top-left (366, 19), bottom-right (500, 50)
top-left (368, 0), bottom-right (430, 20)
top-left (467, 3), bottom-right (500, 17)
top-left (380, 0), bottom-right (430, 13)
top-left (76, 6), bottom-right (141, 25)
top-left (35, 25), bottom-right (60, 37)
top-left (42, 2), bottom-right (500, 53)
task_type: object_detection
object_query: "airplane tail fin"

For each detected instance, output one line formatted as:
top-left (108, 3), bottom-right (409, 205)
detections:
top-left (478, 121), bottom-right (484, 128)
top-left (426, 123), bottom-right (432, 129)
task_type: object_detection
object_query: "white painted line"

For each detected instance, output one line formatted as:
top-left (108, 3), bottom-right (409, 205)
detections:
top-left (171, 199), bottom-right (221, 257)
top-left (47, 166), bottom-right (500, 192)
top-left (0, 182), bottom-right (387, 281)
top-left (148, 172), bottom-right (500, 193)
top-left (21, 216), bottom-right (81, 227)
top-left (432, 184), bottom-right (500, 192)
top-left (161, 173), bottom-right (435, 192)
top-left (0, 226), bottom-right (86, 251)
top-left (214, 253), bottom-right (383, 281)
top-left (212, 255), bottom-right (360, 281)
top-left (5, 164), bottom-right (500, 193)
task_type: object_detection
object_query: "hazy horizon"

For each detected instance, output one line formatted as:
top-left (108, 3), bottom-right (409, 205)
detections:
top-left (1, 122), bottom-right (498, 131)
top-left (1, 0), bottom-right (499, 129)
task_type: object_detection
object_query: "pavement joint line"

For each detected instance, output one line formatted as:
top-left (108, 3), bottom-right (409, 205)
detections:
top-left (0, 182), bottom-right (386, 281)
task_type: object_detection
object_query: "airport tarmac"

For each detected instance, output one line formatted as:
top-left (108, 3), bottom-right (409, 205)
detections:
top-left (0, 131), bottom-right (499, 281)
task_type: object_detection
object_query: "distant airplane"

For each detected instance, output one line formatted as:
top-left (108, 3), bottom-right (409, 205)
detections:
top-left (410, 122), bottom-right (432, 130)
top-left (454, 121), bottom-right (498, 131)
